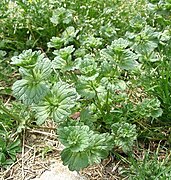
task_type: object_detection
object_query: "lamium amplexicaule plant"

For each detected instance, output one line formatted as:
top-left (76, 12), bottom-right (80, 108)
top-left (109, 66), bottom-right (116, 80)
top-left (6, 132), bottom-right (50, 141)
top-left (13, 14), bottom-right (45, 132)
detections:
top-left (0, 1), bottom-right (167, 171)
top-left (7, 0), bottom-right (166, 172)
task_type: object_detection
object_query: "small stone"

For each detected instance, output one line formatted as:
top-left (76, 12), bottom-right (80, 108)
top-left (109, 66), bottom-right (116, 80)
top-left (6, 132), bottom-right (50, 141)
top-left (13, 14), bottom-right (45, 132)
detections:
top-left (30, 134), bottom-right (37, 140)
top-left (31, 161), bottom-right (87, 180)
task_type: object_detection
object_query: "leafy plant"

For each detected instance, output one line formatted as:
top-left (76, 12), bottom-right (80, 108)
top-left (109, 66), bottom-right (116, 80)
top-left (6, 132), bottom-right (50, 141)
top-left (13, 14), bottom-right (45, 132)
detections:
top-left (1, 0), bottom-right (171, 174)
top-left (0, 123), bottom-right (21, 168)
top-left (120, 149), bottom-right (171, 180)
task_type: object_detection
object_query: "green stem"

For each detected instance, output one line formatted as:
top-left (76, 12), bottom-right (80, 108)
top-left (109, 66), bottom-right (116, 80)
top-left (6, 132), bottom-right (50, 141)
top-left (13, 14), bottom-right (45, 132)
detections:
top-left (91, 82), bottom-right (105, 117)
top-left (0, 103), bottom-right (22, 123)
top-left (105, 89), bottom-right (110, 114)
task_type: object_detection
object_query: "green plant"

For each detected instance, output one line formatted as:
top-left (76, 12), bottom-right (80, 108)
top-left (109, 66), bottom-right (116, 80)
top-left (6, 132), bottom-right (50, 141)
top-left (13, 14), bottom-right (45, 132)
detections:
top-left (10, 41), bottom-right (140, 170)
top-left (0, 122), bottom-right (21, 168)
top-left (120, 149), bottom-right (171, 180)
top-left (2, 0), bottom-right (171, 174)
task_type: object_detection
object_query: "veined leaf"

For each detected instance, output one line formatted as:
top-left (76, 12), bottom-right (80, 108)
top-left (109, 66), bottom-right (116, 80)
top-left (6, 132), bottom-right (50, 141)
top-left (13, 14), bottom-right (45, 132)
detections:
top-left (61, 149), bottom-right (89, 171)
top-left (58, 124), bottom-right (113, 171)
top-left (12, 79), bottom-right (49, 105)
top-left (52, 46), bottom-right (75, 72)
top-left (47, 37), bottom-right (64, 49)
top-left (110, 38), bottom-right (130, 51)
top-left (88, 133), bottom-right (113, 165)
top-left (119, 50), bottom-right (139, 70)
top-left (11, 49), bottom-right (43, 69)
top-left (33, 81), bottom-right (78, 124)
top-left (34, 57), bottom-right (52, 80)
top-left (112, 122), bottom-right (137, 152)
top-left (58, 126), bottom-right (91, 152)
top-left (50, 7), bottom-right (74, 25)
top-left (62, 26), bottom-right (79, 45)
top-left (75, 54), bottom-right (99, 77)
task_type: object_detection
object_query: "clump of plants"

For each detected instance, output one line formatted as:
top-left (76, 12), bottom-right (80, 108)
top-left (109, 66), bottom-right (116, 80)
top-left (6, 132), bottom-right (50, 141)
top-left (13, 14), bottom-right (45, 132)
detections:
top-left (1, 0), bottom-right (171, 176)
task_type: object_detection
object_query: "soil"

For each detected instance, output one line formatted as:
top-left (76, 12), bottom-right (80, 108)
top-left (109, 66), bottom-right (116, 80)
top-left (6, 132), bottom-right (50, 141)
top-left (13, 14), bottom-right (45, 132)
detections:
top-left (0, 120), bottom-right (121, 180)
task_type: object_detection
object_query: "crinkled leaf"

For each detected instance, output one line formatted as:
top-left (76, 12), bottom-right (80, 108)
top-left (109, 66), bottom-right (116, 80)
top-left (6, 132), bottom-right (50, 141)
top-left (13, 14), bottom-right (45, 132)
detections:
top-left (110, 38), bottom-right (130, 51)
top-left (33, 81), bottom-right (78, 124)
top-left (62, 26), bottom-right (79, 45)
top-left (34, 57), bottom-right (52, 80)
top-left (58, 126), bottom-right (92, 152)
top-left (53, 45), bottom-right (75, 58)
top-left (135, 98), bottom-right (163, 119)
top-left (59, 124), bottom-right (113, 171)
top-left (119, 50), bottom-right (139, 70)
top-left (133, 41), bottom-right (158, 54)
top-left (12, 79), bottom-right (49, 105)
top-left (82, 36), bottom-right (103, 48)
top-left (61, 148), bottom-right (89, 171)
top-left (33, 103), bottom-right (50, 125)
top-left (76, 55), bottom-right (98, 76)
top-left (52, 46), bottom-right (75, 72)
top-left (50, 7), bottom-right (74, 25)
top-left (88, 133), bottom-right (113, 165)
top-left (11, 49), bottom-right (42, 69)
top-left (19, 57), bottom-right (52, 80)
top-left (80, 109), bottom-right (96, 128)
top-left (47, 37), bottom-right (64, 49)
top-left (76, 80), bottom-right (95, 99)
top-left (132, 26), bottom-right (159, 54)
top-left (112, 122), bottom-right (137, 152)
top-left (52, 56), bottom-right (74, 72)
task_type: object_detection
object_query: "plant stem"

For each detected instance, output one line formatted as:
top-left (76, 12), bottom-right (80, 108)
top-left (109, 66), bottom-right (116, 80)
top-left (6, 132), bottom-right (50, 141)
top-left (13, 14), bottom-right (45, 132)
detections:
top-left (91, 82), bottom-right (105, 117)
top-left (0, 103), bottom-right (22, 123)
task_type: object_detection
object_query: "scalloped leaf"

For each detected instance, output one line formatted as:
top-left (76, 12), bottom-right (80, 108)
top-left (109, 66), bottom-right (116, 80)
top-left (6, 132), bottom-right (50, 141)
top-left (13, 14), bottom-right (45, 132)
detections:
top-left (119, 50), bottom-right (139, 70)
top-left (58, 124), bottom-right (113, 171)
top-left (58, 126), bottom-right (92, 152)
top-left (61, 149), bottom-right (89, 171)
top-left (11, 49), bottom-right (42, 69)
top-left (33, 81), bottom-right (78, 124)
top-left (12, 79), bottom-right (49, 105)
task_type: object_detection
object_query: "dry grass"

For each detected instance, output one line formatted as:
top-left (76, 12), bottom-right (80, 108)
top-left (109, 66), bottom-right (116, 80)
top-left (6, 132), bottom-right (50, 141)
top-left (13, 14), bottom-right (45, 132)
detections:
top-left (0, 120), bottom-right (120, 180)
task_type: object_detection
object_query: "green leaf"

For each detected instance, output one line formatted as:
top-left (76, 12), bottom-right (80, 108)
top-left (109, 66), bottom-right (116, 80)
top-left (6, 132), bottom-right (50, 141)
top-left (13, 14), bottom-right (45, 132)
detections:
top-left (82, 35), bottom-right (103, 49)
top-left (131, 26), bottom-right (159, 54)
top-left (7, 139), bottom-right (20, 152)
top-left (61, 148), bottom-right (89, 171)
top-left (47, 37), bottom-right (64, 49)
top-left (0, 152), bottom-right (6, 164)
top-left (135, 98), bottom-right (163, 119)
top-left (76, 80), bottom-right (96, 99)
top-left (119, 50), bottom-right (139, 70)
top-left (58, 126), bottom-right (91, 152)
top-left (32, 103), bottom-right (50, 125)
top-left (33, 81), bottom-right (78, 124)
top-left (52, 46), bottom-right (75, 72)
top-left (62, 26), bottom-right (79, 45)
top-left (34, 57), bottom-right (52, 80)
top-left (50, 7), bottom-right (74, 25)
top-left (11, 49), bottom-right (42, 69)
top-left (80, 109), bottom-right (96, 128)
top-left (88, 133), bottom-right (113, 165)
top-left (110, 38), bottom-right (130, 51)
top-left (76, 55), bottom-right (98, 76)
top-left (58, 124), bottom-right (113, 171)
top-left (112, 122), bottom-right (137, 152)
top-left (12, 79), bottom-right (49, 105)
top-left (12, 57), bottom-right (52, 105)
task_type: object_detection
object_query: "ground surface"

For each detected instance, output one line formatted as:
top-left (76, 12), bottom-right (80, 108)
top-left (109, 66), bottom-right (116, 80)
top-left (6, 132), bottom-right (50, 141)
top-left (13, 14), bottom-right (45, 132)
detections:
top-left (0, 120), bottom-right (120, 180)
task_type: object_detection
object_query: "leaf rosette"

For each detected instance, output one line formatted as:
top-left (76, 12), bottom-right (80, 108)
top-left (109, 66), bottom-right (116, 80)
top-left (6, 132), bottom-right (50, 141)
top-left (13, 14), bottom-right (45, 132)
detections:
top-left (33, 81), bottom-right (79, 125)
top-left (12, 57), bottom-right (52, 105)
top-left (58, 124), bottom-right (113, 171)
top-left (11, 49), bottom-right (44, 69)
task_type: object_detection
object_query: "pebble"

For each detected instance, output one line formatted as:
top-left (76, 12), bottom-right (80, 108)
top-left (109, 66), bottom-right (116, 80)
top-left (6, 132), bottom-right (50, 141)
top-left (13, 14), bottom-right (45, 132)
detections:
top-left (31, 161), bottom-right (87, 180)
